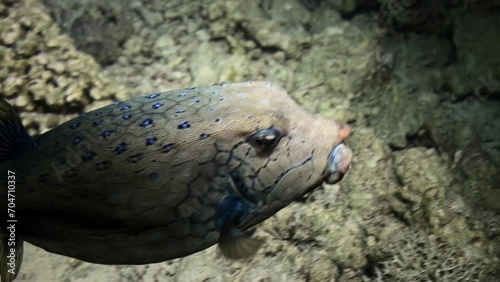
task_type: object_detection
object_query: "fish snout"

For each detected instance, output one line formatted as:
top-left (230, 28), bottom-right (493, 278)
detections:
top-left (325, 142), bottom-right (353, 184)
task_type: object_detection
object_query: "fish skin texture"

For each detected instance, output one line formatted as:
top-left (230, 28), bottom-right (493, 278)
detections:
top-left (0, 81), bottom-right (352, 264)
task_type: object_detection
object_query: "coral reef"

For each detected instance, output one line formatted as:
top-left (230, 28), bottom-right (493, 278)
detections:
top-left (0, 0), bottom-right (498, 281)
top-left (377, 231), bottom-right (491, 281)
top-left (0, 0), bottom-right (130, 134)
top-left (40, 0), bottom-right (133, 65)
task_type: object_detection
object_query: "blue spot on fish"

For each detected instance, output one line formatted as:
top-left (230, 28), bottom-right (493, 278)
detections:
top-left (72, 136), bottom-right (82, 145)
top-left (176, 109), bottom-right (185, 114)
top-left (152, 102), bottom-right (163, 109)
top-left (200, 133), bottom-right (210, 140)
top-left (177, 121), bottom-right (191, 129)
top-left (193, 98), bottom-right (200, 103)
top-left (179, 92), bottom-right (187, 97)
top-left (210, 107), bottom-right (216, 112)
top-left (92, 120), bottom-right (103, 126)
top-left (265, 82), bottom-right (272, 87)
top-left (70, 122), bottom-right (80, 129)
top-left (220, 97), bottom-right (225, 102)
top-left (113, 101), bottom-right (123, 106)
top-left (220, 82), bottom-right (226, 87)
top-left (115, 142), bottom-right (127, 154)
top-left (123, 114), bottom-right (132, 120)
top-left (215, 117), bottom-right (221, 123)
top-left (212, 90), bottom-right (219, 94)
top-left (146, 93), bottom-right (160, 99)
top-left (148, 172), bottom-right (159, 181)
top-left (102, 130), bottom-right (114, 138)
top-left (81, 151), bottom-right (96, 161)
top-left (162, 143), bottom-right (174, 153)
top-left (140, 119), bottom-right (154, 128)
top-left (121, 105), bottom-right (131, 110)
top-left (146, 137), bottom-right (157, 145)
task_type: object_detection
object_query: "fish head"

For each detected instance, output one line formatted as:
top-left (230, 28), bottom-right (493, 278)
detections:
top-left (210, 82), bottom-right (353, 230)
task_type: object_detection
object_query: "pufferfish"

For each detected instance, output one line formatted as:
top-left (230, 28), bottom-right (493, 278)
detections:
top-left (0, 81), bottom-right (352, 281)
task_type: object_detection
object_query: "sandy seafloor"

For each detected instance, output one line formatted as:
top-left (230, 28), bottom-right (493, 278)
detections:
top-left (1, 0), bottom-right (500, 281)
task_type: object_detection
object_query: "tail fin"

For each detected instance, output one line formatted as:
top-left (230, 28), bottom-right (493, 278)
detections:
top-left (0, 232), bottom-right (23, 282)
top-left (0, 98), bottom-right (35, 163)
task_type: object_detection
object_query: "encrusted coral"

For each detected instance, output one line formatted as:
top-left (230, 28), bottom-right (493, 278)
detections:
top-left (375, 231), bottom-right (494, 282)
top-left (40, 0), bottom-right (133, 65)
top-left (0, 0), bottom-right (130, 134)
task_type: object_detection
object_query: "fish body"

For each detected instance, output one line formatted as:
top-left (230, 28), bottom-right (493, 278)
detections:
top-left (0, 81), bottom-right (352, 275)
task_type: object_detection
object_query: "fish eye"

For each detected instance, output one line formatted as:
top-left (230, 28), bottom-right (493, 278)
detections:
top-left (247, 126), bottom-right (283, 151)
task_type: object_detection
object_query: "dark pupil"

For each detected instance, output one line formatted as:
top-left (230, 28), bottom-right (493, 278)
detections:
top-left (255, 135), bottom-right (276, 146)
top-left (250, 126), bottom-right (282, 149)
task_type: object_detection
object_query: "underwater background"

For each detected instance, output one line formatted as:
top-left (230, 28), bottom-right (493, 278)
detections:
top-left (0, 0), bottom-right (499, 281)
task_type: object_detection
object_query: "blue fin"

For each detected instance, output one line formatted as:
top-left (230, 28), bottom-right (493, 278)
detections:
top-left (0, 98), bottom-right (35, 163)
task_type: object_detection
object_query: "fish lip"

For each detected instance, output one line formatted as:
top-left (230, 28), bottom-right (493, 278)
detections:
top-left (324, 143), bottom-right (353, 184)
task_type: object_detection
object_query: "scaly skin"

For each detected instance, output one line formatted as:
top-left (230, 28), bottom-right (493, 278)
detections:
top-left (0, 81), bottom-right (352, 264)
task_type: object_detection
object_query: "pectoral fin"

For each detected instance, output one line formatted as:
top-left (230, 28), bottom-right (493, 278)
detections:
top-left (215, 194), bottom-right (263, 260)
top-left (218, 221), bottom-right (263, 260)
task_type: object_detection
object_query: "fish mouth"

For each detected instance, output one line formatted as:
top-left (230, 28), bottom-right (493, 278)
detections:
top-left (324, 142), bottom-right (353, 184)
